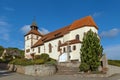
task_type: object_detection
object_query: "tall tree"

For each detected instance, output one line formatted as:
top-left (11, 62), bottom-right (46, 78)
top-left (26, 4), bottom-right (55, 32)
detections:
top-left (80, 30), bottom-right (103, 71)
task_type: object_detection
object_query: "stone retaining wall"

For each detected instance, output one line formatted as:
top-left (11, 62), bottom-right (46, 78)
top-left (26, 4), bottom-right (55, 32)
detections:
top-left (8, 64), bottom-right (57, 76)
top-left (0, 63), bottom-right (8, 69)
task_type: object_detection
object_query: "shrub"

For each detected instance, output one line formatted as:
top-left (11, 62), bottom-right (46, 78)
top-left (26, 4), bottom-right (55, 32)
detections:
top-left (3, 55), bottom-right (13, 61)
top-left (79, 63), bottom-right (90, 72)
top-left (40, 53), bottom-right (49, 62)
top-left (33, 59), bottom-right (45, 64)
top-left (9, 59), bottom-right (34, 66)
top-left (46, 58), bottom-right (57, 65)
top-left (34, 55), bottom-right (41, 59)
top-left (9, 58), bottom-right (45, 66)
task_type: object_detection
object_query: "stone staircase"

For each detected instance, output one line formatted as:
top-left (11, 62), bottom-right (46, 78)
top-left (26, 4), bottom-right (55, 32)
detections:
top-left (56, 62), bottom-right (80, 75)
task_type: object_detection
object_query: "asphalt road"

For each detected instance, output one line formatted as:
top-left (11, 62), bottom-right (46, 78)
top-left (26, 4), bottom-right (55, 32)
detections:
top-left (0, 70), bottom-right (120, 80)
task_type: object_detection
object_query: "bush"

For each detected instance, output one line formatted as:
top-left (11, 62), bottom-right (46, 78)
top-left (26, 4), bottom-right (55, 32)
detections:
top-left (79, 63), bottom-right (90, 72)
top-left (9, 59), bottom-right (34, 66)
top-left (40, 53), bottom-right (49, 62)
top-left (46, 58), bottom-right (57, 65)
top-left (3, 55), bottom-right (13, 61)
top-left (34, 55), bottom-right (41, 59)
top-left (9, 58), bottom-right (45, 66)
top-left (33, 59), bottom-right (45, 64)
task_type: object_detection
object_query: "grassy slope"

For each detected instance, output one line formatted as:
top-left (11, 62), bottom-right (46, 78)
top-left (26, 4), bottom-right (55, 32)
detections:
top-left (108, 60), bottom-right (120, 67)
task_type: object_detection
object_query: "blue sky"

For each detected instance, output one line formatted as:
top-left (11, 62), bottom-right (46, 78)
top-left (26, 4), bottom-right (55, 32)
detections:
top-left (0, 0), bottom-right (120, 60)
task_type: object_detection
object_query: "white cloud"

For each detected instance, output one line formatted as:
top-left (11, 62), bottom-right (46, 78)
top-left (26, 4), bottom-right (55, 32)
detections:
top-left (0, 19), bottom-right (10, 41)
top-left (21, 25), bottom-right (31, 34)
top-left (39, 28), bottom-right (50, 34)
top-left (104, 45), bottom-right (120, 60)
top-left (92, 12), bottom-right (103, 18)
top-left (0, 20), bottom-right (9, 26)
top-left (3, 33), bottom-right (9, 41)
top-left (100, 28), bottom-right (120, 38)
top-left (3, 7), bottom-right (15, 11)
top-left (21, 25), bottom-right (50, 34)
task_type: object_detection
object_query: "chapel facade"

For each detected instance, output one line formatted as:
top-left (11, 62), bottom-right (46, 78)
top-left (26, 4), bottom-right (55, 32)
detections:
top-left (24, 16), bottom-right (98, 62)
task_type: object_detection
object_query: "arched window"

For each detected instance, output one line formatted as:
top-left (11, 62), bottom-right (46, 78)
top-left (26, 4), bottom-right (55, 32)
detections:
top-left (49, 43), bottom-right (52, 53)
top-left (58, 40), bottom-right (61, 51)
top-left (38, 47), bottom-right (40, 53)
top-left (75, 34), bottom-right (79, 40)
top-left (73, 45), bottom-right (76, 50)
top-left (68, 46), bottom-right (71, 52)
top-left (63, 47), bottom-right (66, 52)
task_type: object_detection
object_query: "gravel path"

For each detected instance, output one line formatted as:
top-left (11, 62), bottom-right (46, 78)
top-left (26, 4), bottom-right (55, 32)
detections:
top-left (0, 71), bottom-right (120, 80)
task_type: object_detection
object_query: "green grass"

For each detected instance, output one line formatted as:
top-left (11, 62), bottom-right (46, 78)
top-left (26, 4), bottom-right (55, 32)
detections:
top-left (108, 60), bottom-right (120, 67)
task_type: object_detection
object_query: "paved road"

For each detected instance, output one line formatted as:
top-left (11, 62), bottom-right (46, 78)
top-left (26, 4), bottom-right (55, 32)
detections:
top-left (0, 70), bottom-right (120, 80)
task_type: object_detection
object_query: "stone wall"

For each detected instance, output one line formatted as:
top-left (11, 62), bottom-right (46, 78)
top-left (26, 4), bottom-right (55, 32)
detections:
top-left (8, 64), bottom-right (57, 76)
top-left (0, 63), bottom-right (8, 69)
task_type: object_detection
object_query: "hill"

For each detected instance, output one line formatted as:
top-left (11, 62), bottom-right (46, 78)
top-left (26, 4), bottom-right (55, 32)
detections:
top-left (0, 45), bottom-right (24, 58)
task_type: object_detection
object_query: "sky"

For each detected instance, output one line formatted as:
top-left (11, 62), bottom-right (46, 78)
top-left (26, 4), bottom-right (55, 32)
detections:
top-left (0, 0), bottom-right (120, 60)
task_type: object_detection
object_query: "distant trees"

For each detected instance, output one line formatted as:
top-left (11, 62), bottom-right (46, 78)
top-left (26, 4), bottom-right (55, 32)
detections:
top-left (0, 46), bottom-right (4, 56)
top-left (0, 46), bottom-right (24, 63)
top-left (80, 30), bottom-right (103, 72)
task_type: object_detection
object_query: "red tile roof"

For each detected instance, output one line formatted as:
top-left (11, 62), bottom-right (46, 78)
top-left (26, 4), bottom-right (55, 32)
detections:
top-left (31, 16), bottom-right (98, 48)
top-left (32, 25), bottom-right (70, 48)
top-left (25, 30), bottom-right (43, 36)
top-left (69, 16), bottom-right (98, 30)
top-left (60, 39), bottom-right (81, 47)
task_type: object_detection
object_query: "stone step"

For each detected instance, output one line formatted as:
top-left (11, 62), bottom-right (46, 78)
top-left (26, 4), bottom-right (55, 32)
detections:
top-left (56, 71), bottom-right (79, 75)
top-left (56, 66), bottom-right (79, 75)
top-left (56, 62), bottom-right (80, 75)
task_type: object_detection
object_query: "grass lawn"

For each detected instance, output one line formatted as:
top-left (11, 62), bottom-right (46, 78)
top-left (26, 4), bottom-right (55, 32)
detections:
top-left (108, 60), bottom-right (120, 67)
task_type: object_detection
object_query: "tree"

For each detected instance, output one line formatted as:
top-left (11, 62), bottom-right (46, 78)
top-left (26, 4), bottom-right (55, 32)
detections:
top-left (80, 30), bottom-right (103, 71)
top-left (0, 46), bottom-right (4, 57)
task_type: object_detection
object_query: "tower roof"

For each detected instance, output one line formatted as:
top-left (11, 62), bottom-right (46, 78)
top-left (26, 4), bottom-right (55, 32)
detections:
top-left (31, 20), bottom-right (37, 27)
top-left (25, 19), bottom-right (43, 36)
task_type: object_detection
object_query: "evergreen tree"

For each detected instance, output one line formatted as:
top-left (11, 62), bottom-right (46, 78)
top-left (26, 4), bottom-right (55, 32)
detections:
top-left (80, 30), bottom-right (103, 71)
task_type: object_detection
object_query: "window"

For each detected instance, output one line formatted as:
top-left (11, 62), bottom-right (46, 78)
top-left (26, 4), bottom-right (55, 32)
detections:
top-left (32, 48), bottom-right (34, 51)
top-left (58, 40), bottom-right (61, 51)
top-left (63, 47), bottom-right (66, 52)
top-left (38, 47), bottom-right (40, 53)
top-left (26, 49), bottom-right (30, 53)
top-left (49, 43), bottom-right (52, 53)
top-left (68, 46), bottom-right (71, 52)
top-left (75, 34), bottom-right (79, 40)
top-left (27, 36), bottom-right (29, 40)
top-left (73, 45), bottom-right (76, 50)
top-left (36, 35), bottom-right (39, 40)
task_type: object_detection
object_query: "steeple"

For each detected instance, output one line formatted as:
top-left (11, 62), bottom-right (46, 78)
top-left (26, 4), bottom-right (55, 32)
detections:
top-left (25, 18), bottom-right (43, 36)
top-left (30, 17), bottom-right (38, 30)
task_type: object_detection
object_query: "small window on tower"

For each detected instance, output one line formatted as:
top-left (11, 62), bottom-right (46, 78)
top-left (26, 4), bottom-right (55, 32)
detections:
top-left (36, 35), bottom-right (39, 40)
top-left (32, 48), bottom-right (34, 51)
top-left (26, 49), bottom-right (30, 53)
top-left (27, 36), bottom-right (29, 40)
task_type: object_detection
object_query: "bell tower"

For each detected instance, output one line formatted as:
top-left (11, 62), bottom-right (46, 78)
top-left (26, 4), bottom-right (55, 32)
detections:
top-left (24, 20), bottom-right (43, 59)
